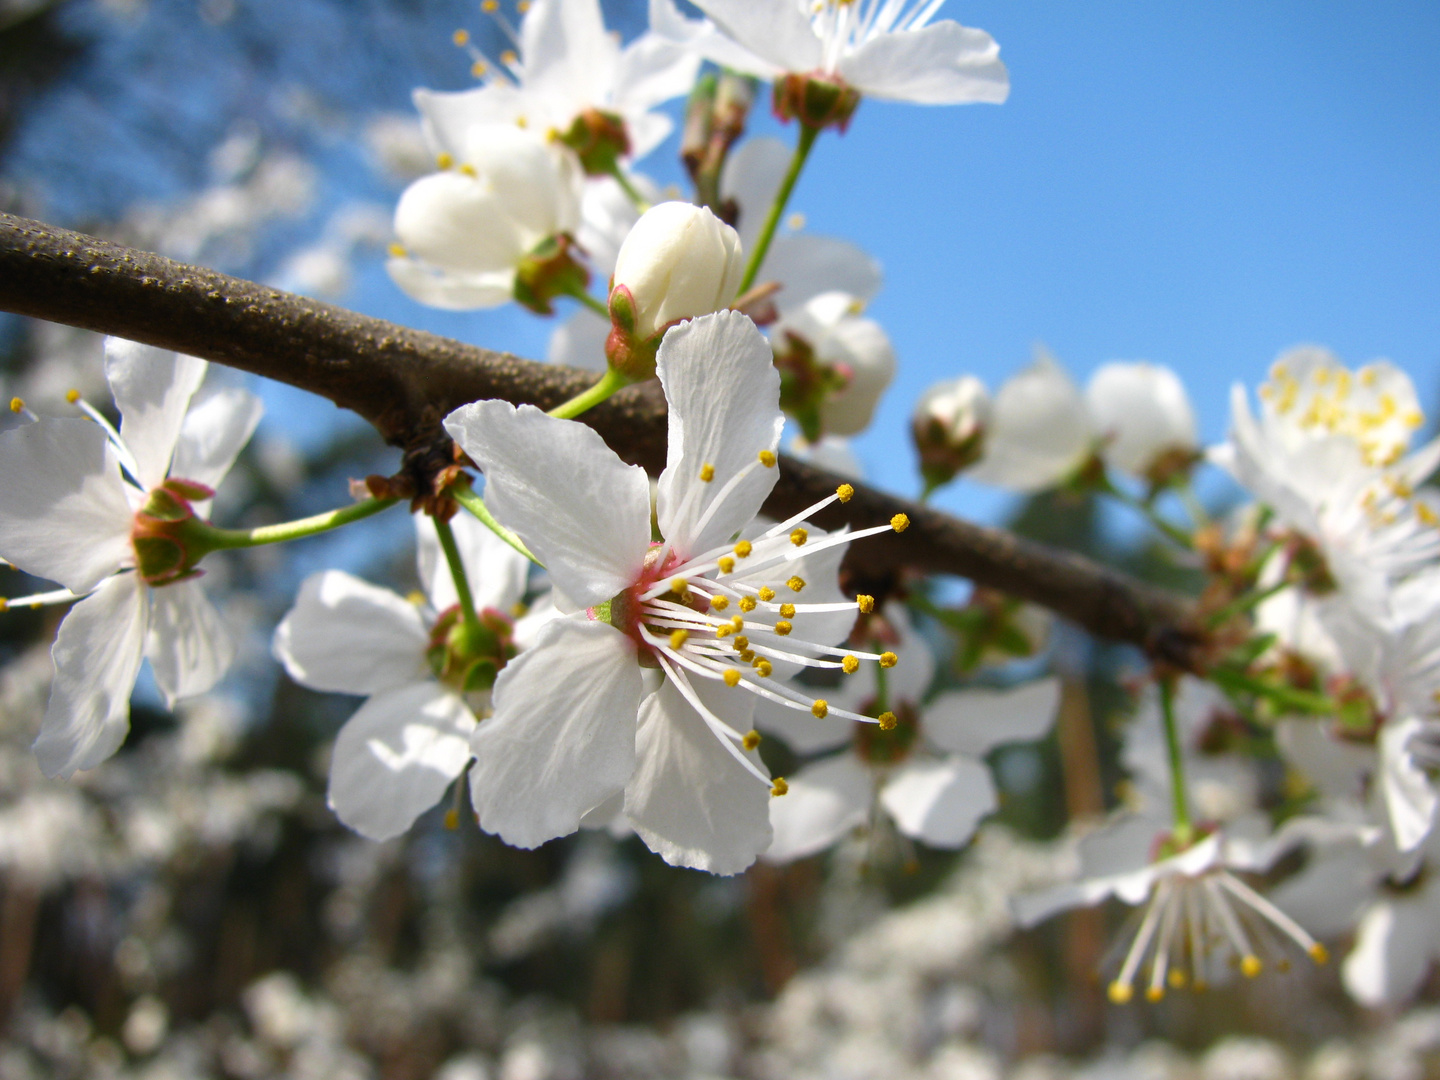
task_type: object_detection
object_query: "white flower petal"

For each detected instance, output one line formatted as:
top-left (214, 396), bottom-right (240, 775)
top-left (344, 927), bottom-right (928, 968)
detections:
top-left (925, 677), bottom-right (1060, 758)
top-left (470, 618), bottom-right (642, 848)
top-left (0, 418), bottom-right (134, 594)
top-left (648, 0), bottom-right (784, 81)
top-left (444, 400), bottom-right (652, 610)
top-left (1085, 361), bottom-right (1197, 478)
top-left (170, 387), bottom-right (264, 494)
top-left (968, 353), bottom-right (1093, 493)
top-left (146, 579), bottom-right (234, 707)
top-left (839, 21), bottom-right (1008, 105)
top-left (328, 682), bottom-right (476, 842)
top-left (272, 571), bottom-right (430, 695)
top-left (1343, 896), bottom-right (1439, 1008)
top-left (104, 338), bottom-right (207, 490)
top-left (416, 511), bottom-right (530, 614)
top-left (386, 256), bottom-right (515, 311)
top-left (1380, 716), bottom-right (1438, 853)
top-left (612, 32), bottom-right (702, 114)
top-left (624, 674), bottom-right (771, 875)
top-left (879, 755), bottom-right (995, 849)
top-left (688, 0), bottom-right (821, 76)
top-left (34, 573), bottom-right (148, 778)
top-left (764, 753), bottom-right (870, 863)
top-left (520, 0), bottom-right (617, 109)
top-left (656, 312), bottom-right (784, 558)
top-left (763, 234), bottom-right (884, 312)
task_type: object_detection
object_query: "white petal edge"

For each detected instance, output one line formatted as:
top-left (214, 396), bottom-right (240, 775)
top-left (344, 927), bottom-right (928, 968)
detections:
top-left (764, 754), bottom-right (871, 863)
top-left (146, 579), bottom-right (235, 707)
top-left (104, 338), bottom-right (207, 490)
top-left (879, 755), bottom-right (996, 849)
top-left (925, 677), bottom-right (1061, 759)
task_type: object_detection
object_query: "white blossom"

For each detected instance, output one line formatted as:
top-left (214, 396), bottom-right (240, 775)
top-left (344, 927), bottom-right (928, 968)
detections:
top-left (968, 351), bottom-right (1094, 493)
top-left (1085, 360), bottom-right (1198, 481)
top-left (610, 201), bottom-right (745, 341)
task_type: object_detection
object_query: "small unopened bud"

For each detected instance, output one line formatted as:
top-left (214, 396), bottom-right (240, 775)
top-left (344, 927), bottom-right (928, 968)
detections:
top-left (1085, 361), bottom-right (1198, 485)
top-left (912, 375), bottom-right (992, 492)
top-left (605, 202), bottom-right (745, 378)
top-left (773, 72), bottom-right (861, 132)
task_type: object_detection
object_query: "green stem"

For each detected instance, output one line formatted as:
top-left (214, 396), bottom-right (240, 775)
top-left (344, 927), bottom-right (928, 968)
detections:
top-left (547, 367), bottom-right (632, 420)
top-left (736, 123), bottom-right (819, 296)
top-left (449, 478), bottom-right (543, 567)
top-left (185, 497), bottom-right (398, 556)
top-left (1177, 478), bottom-right (1210, 529)
top-left (1210, 665), bottom-right (1337, 716)
top-left (1099, 477), bottom-right (1193, 550)
top-left (606, 163), bottom-right (652, 213)
top-left (432, 515), bottom-right (481, 638)
top-left (1158, 676), bottom-right (1193, 845)
top-left (562, 281), bottom-right (611, 319)
top-left (1205, 579), bottom-right (1290, 629)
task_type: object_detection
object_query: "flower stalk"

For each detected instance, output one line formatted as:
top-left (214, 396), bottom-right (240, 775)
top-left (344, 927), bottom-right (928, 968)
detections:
top-left (547, 366), bottom-right (633, 420)
top-left (448, 477), bottom-right (542, 566)
top-left (431, 514), bottom-right (482, 640)
top-left (183, 496), bottom-right (399, 559)
top-left (736, 123), bottom-right (819, 296)
top-left (1158, 676), bottom-right (1193, 846)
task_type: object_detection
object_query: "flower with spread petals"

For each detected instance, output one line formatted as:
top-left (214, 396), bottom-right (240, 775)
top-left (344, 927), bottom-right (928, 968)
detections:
top-left (653, 0), bottom-right (1008, 124)
top-left (420, 0), bottom-right (700, 169)
top-left (387, 123), bottom-right (584, 312)
top-left (759, 602), bottom-right (1058, 861)
top-left (273, 514), bottom-right (548, 841)
top-left (443, 310), bottom-right (904, 874)
top-left (0, 339), bottom-right (262, 778)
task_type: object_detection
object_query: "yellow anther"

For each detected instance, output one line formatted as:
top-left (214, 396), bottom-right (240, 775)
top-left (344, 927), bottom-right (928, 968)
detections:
top-left (65, 389), bottom-right (80, 404)
top-left (739, 649), bottom-right (755, 663)
top-left (471, 60), bottom-right (488, 77)
top-left (739, 595), bottom-right (757, 612)
top-left (786, 211), bottom-right (806, 231)
top-left (733, 635), bottom-right (749, 651)
top-left (716, 625), bottom-right (733, 638)
top-left (879, 652), bottom-right (897, 669)
top-left (877, 711), bottom-right (897, 731)
top-left (669, 576), bottom-right (688, 594)
top-left (9, 397), bottom-right (24, 413)
top-left (1405, 410), bottom-right (1424, 428)
top-left (444, 808), bottom-right (460, 830)
top-left (718, 556), bottom-right (736, 574)
top-left (517, 0), bottom-right (531, 10)
top-left (1309, 943), bottom-right (1329, 965)
top-left (811, 699), bottom-right (828, 719)
top-left (1107, 981), bottom-right (1133, 1005)
top-left (501, 49), bottom-right (518, 65)
top-left (1422, 504), bottom-right (1440, 527)
top-left (669, 629), bottom-right (689, 650)
top-left (786, 576), bottom-right (805, 592)
top-left (511, 602), bottom-right (528, 618)
top-left (734, 540), bottom-right (752, 558)
top-left (757, 586), bottom-right (775, 602)
top-left (0, 599), bottom-right (7, 612)
top-left (728, 616), bottom-right (742, 631)
top-left (699, 462), bottom-right (715, 482)
top-left (758, 449), bottom-right (777, 467)
top-left (842, 655), bottom-right (859, 674)
top-left (774, 620), bottom-right (793, 636)
top-left (452, 28), bottom-right (470, 45)
top-left (1240, 955), bottom-right (1262, 978)
top-left (1145, 986), bottom-right (1164, 1003)
top-left (1192, 979), bottom-right (1209, 993)
top-left (891, 513), bottom-right (910, 533)
top-left (742, 730), bottom-right (761, 751)
top-left (406, 589), bottom-right (427, 605)
top-left (515, 114), bottom-right (528, 127)
top-left (790, 528), bottom-right (808, 546)
top-left (481, 0), bottom-right (498, 9)
top-left (779, 603), bottom-right (795, 618)
top-left (755, 659), bottom-right (773, 677)
top-left (856, 593), bottom-right (874, 613)
top-left (770, 777), bottom-right (789, 797)
top-left (29, 601), bottom-right (41, 610)
top-left (723, 668), bottom-right (741, 687)
top-left (388, 242), bottom-right (407, 258)
top-left (710, 594), bottom-right (730, 611)
top-left (459, 163), bottom-right (480, 178)
top-left (836, 483), bottom-right (854, 502)
top-left (1167, 969), bottom-right (1186, 989)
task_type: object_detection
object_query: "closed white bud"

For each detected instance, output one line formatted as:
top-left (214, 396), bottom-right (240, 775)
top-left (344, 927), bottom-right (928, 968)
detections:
top-left (1086, 361), bottom-right (1198, 482)
top-left (610, 202), bottom-right (745, 341)
top-left (912, 375), bottom-right (992, 491)
top-left (968, 351), bottom-right (1094, 493)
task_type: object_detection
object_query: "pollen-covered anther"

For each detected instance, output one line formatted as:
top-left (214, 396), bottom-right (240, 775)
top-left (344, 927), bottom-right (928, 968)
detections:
top-left (771, 777), bottom-right (789, 797)
top-left (811, 699), bottom-right (829, 719)
top-left (856, 593), bottom-right (874, 613)
top-left (779, 603), bottom-right (795, 618)
top-left (452, 28), bottom-right (470, 45)
top-left (738, 649), bottom-right (755, 663)
top-left (718, 557), bottom-right (736, 574)
top-left (786, 576), bottom-right (806, 592)
top-left (758, 449), bottom-right (777, 467)
top-left (388, 242), bottom-right (407, 258)
top-left (836, 483), bottom-right (854, 502)
top-left (1167, 970), bottom-right (1186, 989)
top-left (459, 163), bottom-right (478, 177)
top-left (734, 540), bottom-right (753, 558)
top-left (742, 730), bottom-right (761, 751)
top-left (716, 625), bottom-right (733, 638)
top-left (699, 462), bottom-right (716, 482)
top-left (501, 49), bottom-right (518, 65)
top-left (842, 655), bottom-right (860, 674)
top-left (65, 389), bottom-right (81, 404)
top-left (669, 629), bottom-right (690, 650)
top-left (1309, 944), bottom-right (1329, 965)
top-left (790, 528), bottom-right (808, 546)
top-left (757, 586), bottom-right (775, 602)
top-left (891, 513), bottom-right (910, 533)
top-left (1240, 955), bottom-right (1262, 978)
top-left (710, 594), bottom-right (730, 611)
top-left (1144, 986), bottom-right (1164, 1003)
top-left (774, 620), bottom-right (793, 636)
top-left (754, 658), bottom-right (773, 677)
top-left (879, 652), bottom-right (898, 669)
top-left (8, 398), bottom-right (22, 414)
top-left (877, 711), bottom-right (897, 731)
top-left (723, 669), bottom-right (741, 687)
top-left (1107, 981), bottom-right (1133, 1005)
top-left (471, 60), bottom-right (488, 77)
top-left (669, 576), bottom-right (688, 594)
top-left (738, 595), bottom-right (757, 612)
top-left (730, 615), bottom-right (744, 631)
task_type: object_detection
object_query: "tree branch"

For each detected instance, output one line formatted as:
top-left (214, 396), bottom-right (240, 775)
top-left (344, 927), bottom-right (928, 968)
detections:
top-left (0, 212), bottom-right (1203, 666)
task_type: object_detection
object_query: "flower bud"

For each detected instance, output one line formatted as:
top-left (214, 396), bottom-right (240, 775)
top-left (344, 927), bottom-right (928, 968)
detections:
top-left (967, 351), bottom-right (1095, 493)
top-left (912, 375), bottom-right (991, 492)
top-left (773, 72), bottom-right (861, 133)
top-left (605, 202), bottom-right (745, 378)
top-left (772, 292), bottom-right (895, 440)
top-left (558, 107), bottom-right (631, 176)
top-left (1086, 361), bottom-right (1198, 485)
